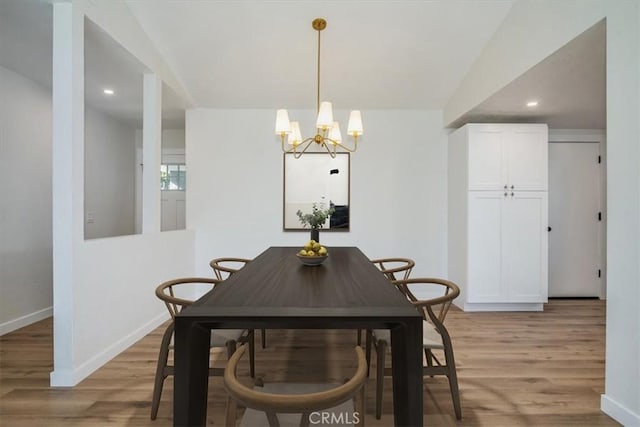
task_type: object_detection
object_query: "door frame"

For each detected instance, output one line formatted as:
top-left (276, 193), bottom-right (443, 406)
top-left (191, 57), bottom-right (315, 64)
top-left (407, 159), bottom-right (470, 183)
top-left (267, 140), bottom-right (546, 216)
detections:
top-left (548, 129), bottom-right (606, 299)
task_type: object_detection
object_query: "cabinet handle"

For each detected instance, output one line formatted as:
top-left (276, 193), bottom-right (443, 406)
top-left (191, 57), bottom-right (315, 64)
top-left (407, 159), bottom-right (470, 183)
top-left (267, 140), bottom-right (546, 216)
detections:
top-left (511, 185), bottom-right (514, 189)
top-left (504, 192), bottom-right (508, 197)
top-left (504, 185), bottom-right (508, 189)
top-left (511, 192), bottom-right (514, 197)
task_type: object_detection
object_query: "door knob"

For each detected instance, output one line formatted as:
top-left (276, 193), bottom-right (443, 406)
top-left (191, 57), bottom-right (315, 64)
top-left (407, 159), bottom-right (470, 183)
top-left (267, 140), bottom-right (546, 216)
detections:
top-left (548, 226), bottom-right (552, 232)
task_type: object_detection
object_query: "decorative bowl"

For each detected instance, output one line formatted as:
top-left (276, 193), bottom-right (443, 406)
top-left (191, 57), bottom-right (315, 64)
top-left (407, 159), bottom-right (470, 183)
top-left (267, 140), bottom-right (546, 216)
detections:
top-left (296, 253), bottom-right (328, 266)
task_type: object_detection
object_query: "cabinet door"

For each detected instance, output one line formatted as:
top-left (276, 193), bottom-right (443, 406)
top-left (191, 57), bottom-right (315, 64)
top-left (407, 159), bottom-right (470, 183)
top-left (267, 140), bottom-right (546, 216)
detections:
top-left (468, 127), bottom-right (506, 190)
top-left (467, 192), bottom-right (506, 302)
top-left (506, 127), bottom-right (548, 191)
top-left (503, 192), bottom-right (548, 302)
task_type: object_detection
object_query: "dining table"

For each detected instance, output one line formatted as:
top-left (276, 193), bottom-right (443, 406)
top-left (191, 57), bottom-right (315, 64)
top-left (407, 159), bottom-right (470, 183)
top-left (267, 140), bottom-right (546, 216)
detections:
top-left (173, 246), bottom-right (423, 426)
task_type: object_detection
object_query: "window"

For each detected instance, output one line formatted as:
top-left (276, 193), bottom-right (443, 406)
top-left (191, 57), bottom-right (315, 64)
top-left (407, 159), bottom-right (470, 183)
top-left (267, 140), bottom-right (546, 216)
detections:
top-left (160, 164), bottom-right (186, 190)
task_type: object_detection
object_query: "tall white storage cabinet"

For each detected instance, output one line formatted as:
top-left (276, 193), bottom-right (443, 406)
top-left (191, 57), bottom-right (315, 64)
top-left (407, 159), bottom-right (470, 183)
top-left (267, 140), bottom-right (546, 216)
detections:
top-left (448, 124), bottom-right (549, 311)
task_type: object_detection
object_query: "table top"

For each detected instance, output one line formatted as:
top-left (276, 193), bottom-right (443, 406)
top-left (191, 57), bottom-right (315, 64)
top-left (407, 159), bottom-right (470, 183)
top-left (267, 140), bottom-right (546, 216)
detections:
top-left (181, 246), bottom-right (420, 320)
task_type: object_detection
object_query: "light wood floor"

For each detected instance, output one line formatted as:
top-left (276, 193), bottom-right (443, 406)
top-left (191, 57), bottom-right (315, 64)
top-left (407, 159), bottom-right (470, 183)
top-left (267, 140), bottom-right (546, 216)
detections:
top-left (0, 299), bottom-right (618, 426)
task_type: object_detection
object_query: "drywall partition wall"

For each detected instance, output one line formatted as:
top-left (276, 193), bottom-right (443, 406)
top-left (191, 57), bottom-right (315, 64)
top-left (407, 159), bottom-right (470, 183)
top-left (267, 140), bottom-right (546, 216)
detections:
top-left (70, 230), bottom-right (195, 382)
top-left (0, 66), bottom-right (53, 335)
top-left (444, 1), bottom-right (640, 424)
top-left (51, 1), bottom-right (195, 386)
top-left (84, 106), bottom-right (136, 240)
top-left (186, 108), bottom-right (448, 280)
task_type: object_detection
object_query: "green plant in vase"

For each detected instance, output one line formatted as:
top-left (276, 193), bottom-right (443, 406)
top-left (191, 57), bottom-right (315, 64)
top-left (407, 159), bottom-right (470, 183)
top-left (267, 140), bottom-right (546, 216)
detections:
top-left (296, 202), bottom-right (335, 242)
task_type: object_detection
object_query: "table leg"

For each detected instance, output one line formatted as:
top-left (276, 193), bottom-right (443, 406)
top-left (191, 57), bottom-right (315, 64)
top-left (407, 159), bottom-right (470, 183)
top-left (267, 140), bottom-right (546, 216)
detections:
top-left (174, 320), bottom-right (210, 427)
top-left (391, 318), bottom-right (423, 426)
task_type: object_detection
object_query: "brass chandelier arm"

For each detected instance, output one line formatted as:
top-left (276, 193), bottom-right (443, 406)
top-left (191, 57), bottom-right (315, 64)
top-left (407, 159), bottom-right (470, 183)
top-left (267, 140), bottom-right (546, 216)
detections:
top-left (280, 132), bottom-right (358, 158)
top-left (327, 137), bottom-right (359, 153)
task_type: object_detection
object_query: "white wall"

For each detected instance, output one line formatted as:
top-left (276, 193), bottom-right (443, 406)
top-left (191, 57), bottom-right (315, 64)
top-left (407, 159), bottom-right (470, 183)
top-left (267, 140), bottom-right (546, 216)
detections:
top-left (84, 106), bottom-right (136, 239)
top-left (186, 109), bottom-right (448, 278)
top-left (162, 128), bottom-right (185, 150)
top-left (50, 1), bottom-right (196, 386)
top-left (445, 1), bottom-right (640, 424)
top-left (0, 65), bottom-right (53, 334)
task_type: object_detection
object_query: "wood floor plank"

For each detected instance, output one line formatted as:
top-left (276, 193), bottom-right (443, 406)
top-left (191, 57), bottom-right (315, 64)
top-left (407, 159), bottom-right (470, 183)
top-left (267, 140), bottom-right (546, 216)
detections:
top-left (0, 299), bottom-right (619, 426)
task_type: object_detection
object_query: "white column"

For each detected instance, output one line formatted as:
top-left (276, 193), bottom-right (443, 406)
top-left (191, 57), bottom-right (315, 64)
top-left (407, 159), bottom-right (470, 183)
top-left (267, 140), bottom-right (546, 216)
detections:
top-left (50, 2), bottom-right (84, 386)
top-left (142, 74), bottom-right (162, 234)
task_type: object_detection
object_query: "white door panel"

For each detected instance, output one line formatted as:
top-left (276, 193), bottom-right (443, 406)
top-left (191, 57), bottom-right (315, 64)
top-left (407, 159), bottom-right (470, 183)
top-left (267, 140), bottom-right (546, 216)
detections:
top-left (508, 129), bottom-right (548, 190)
top-left (548, 143), bottom-right (601, 297)
top-left (505, 192), bottom-right (548, 301)
top-left (468, 129), bottom-right (505, 190)
top-left (161, 190), bottom-right (186, 231)
top-left (468, 192), bottom-right (504, 301)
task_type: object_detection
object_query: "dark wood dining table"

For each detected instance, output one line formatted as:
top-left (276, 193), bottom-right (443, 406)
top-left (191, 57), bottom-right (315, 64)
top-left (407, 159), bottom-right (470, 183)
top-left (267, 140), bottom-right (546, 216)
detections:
top-left (173, 246), bottom-right (423, 426)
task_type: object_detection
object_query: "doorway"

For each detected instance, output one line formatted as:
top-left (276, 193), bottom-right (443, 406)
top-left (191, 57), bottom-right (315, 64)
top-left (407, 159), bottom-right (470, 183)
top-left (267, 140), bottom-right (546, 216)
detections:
top-left (548, 141), bottom-right (603, 297)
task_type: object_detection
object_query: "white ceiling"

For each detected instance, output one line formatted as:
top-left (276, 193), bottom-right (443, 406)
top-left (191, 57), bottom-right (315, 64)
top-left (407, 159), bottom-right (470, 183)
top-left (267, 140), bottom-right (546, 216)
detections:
top-left (452, 19), bottom-right (606, 129)
top-left (0, 0), bottom-right (606, 129)
top-left (124, 0), bottom-right (515, 109)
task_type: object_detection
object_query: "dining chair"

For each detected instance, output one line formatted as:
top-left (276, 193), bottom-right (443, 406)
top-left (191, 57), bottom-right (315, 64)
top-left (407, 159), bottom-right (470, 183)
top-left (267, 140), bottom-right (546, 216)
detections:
top-left (224, 345), bottom-right (367, 427)
top-left (356, 258), bottom-right (415, 346)
top-left (209, 257), bottom-right (268, 349)
top-left (366, 277), bottom-right (462, 420)
top-left (150, 277), bottom-right (255, 420)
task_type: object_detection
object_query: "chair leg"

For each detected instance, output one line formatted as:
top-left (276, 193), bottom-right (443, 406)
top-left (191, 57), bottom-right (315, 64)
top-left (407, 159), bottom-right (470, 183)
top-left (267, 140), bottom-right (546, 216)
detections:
top-left (261, 328), bottom-right (267, 349)
top-left (248, 330), bottom-right (256, 378)
top-left (225, 397), bottom-right (237, 427)
top-left (150, 322), bottom-right (174, 420)
top-left (226, 339), bottom-right (237, 359)
top-left (300, 412), bottom-right (311, 427)
top-left (445, 347), bottom-right (462, 420)
top-left (375, 339), bottom-right (386, 420)
top-left (356, 385), bottom-right (366, 427)
top-left (425, 348), bottom-right (435, 377)
top-left (266, 411), bottom-right (280, 427)
top-left (365, 331), bottom-right (372, 378)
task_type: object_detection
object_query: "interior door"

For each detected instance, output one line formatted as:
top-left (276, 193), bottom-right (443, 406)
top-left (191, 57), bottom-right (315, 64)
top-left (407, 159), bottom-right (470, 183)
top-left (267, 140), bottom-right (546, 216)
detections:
top-left (161, 191), bottom-right (186, 231)
top-left (548, 142), bottom-right (601, 297)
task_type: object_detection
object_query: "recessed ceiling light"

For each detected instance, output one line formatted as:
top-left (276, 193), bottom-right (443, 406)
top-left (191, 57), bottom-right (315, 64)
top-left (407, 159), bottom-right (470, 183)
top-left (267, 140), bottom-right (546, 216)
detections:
top-left (526, 101), bottom-right (538, 107)
top-left (103, 89), bottom-right (115, 95)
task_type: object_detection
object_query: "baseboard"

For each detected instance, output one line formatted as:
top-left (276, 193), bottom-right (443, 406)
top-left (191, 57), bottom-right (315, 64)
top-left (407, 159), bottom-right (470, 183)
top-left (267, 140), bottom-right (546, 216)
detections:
top-left (462, 302), bottom-right (544, 312)
top-left (0, 306), bottom-right (53, 336)
top-left (601, 394), bottom-right (640, 426)
top-left (50, 311), bottom-right (169, 387)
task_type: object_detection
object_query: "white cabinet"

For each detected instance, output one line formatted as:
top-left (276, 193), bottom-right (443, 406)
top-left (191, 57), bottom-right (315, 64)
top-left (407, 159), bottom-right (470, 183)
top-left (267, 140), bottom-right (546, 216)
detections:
top-left (467, 191), bottom-right (548, 304)
top-left (467, 124), bottom-right (548, 191)
top-left (448, 123), bottom-right (548, 311)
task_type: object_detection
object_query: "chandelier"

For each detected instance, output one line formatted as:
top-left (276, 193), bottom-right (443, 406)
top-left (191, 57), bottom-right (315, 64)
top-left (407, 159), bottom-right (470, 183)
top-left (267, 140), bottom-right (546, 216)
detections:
top-left (275, 18), bottom-right (363, 159)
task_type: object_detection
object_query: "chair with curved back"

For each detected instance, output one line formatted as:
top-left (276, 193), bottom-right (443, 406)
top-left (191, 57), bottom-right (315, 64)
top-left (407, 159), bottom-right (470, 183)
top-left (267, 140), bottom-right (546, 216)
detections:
top-left (366, 277), bottom-right (462, 420)
top-left (150, 277), bottom-right (255, 420)
top-left (209, 257), bottom-right (268, 349)
top-left (224, 345), bottom-right (367, 427)
top-left (356, 258), bottom-right (415, 346)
